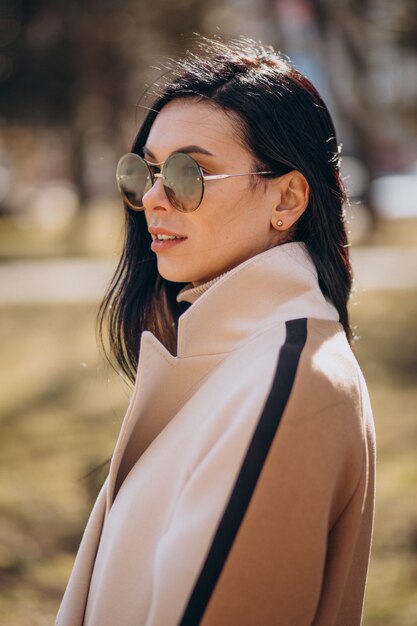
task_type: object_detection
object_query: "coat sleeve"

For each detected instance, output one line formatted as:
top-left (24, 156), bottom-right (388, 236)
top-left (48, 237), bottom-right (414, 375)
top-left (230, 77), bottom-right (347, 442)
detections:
top-left (195, 399), bottom-right (366, 626)
top-left (146, 390), bottom-right (366, 626)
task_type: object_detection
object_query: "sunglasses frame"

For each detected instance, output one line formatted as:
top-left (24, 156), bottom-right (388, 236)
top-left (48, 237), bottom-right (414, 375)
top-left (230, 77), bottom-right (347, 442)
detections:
top-left (116, 151), bottom-right (280, 213)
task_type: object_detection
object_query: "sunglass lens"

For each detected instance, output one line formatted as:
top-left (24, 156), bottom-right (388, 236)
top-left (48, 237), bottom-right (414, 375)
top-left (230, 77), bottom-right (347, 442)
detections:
top-left (163, 153), bottom-right (203, 212)
top-left (116, 153), bottom-right (152, 210)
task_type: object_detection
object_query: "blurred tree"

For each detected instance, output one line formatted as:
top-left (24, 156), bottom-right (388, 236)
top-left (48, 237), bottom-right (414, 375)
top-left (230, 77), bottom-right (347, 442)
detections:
top-left (310, 0), bottom-right (417, 164)
top-left (0, 0), bottom-right (219, 123)
top-left (0, 0), bottom-right (219, 203)
top-left (267, 0), bottom-right (417, 226)
top-left (392, 0), bottom-right (417, 54)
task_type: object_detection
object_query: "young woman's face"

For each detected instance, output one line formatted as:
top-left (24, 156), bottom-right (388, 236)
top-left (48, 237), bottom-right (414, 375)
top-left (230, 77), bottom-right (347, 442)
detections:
top-left (142, 99), bottom-right (281, 286)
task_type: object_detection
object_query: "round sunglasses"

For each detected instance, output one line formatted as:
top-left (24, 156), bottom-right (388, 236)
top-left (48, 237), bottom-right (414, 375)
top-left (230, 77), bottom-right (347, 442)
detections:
top-left (116, 152), bottom-right (279, 213)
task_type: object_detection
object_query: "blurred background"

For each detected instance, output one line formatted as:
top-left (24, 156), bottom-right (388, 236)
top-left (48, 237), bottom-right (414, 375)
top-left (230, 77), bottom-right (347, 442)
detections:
top-left (0, 1), bottom-right (416, 624)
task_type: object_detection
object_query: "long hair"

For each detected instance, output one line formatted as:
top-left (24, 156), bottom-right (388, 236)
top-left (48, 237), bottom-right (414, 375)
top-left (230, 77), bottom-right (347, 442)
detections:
top-left (97, 36), bottom-right (353, 385)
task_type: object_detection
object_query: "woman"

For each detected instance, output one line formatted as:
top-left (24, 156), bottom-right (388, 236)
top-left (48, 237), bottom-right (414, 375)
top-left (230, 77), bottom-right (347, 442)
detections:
top-left (56, 36), bottom-right (376, 626)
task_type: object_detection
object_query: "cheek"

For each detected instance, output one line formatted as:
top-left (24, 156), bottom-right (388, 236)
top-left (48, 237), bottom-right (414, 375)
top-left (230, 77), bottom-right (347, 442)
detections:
top-left (190, 183), bottom-right (265, 246)
top-left (196, 207), bottom-right (241, 245)
top-left (207, 186), bottom-right (252, 231)
top-left (222, 191), bottom-right (265, 237)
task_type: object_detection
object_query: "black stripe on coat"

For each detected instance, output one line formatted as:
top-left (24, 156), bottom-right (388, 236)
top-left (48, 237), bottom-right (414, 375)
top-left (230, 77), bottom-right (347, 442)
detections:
top-left (177, 317), bottom-right (308, 626)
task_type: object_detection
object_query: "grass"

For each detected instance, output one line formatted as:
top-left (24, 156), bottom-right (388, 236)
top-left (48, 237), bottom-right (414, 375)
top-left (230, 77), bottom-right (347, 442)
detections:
top-left (0, 290), bottom-right (416, 625)
top-left (349, 289), bottom-right (417, 626)
top-left (0, 303), bottom-right (129, 625)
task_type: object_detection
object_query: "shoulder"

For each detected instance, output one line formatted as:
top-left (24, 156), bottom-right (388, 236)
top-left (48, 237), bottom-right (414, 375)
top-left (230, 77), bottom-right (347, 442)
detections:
top-left (263, 318), bottom-right (372, 522)
top-left (249, 317), bottom-right (364, 406)
top-left (233, 317), bottom-right (370, 439)
top-left (275, 317), bottom-right (370, 479)
top-left (274, 317), bottom-right (365, 414)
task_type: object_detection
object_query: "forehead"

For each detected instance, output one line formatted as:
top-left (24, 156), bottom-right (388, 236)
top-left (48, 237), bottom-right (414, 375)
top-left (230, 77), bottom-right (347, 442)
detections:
top-left (145, 99), bottom-right (247, 159)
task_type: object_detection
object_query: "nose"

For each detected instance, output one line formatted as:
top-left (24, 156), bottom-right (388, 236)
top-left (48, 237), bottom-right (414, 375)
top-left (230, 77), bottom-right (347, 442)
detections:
top-left (142, 175), bottom-right (173, 212)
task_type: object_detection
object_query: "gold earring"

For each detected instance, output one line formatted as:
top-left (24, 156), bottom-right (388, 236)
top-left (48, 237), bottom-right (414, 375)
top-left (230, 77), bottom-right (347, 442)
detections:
top-left (276, 219), bottom-right (283, 227)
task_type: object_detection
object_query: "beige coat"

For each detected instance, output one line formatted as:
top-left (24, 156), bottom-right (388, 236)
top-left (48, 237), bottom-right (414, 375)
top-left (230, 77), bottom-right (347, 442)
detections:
top-left (56, 242), bottom-right (376, 626)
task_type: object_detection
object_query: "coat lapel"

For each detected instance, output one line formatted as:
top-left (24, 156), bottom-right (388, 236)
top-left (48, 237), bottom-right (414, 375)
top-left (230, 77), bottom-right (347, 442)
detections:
top-left (106, 331), bottom-right (226, 511)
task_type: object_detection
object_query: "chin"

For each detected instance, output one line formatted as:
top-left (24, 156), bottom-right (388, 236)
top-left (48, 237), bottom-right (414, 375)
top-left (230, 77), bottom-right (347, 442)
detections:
top-left (157, 257), bottom-right (219, 286)
top-left (156, 259), bottom-right (194, 284)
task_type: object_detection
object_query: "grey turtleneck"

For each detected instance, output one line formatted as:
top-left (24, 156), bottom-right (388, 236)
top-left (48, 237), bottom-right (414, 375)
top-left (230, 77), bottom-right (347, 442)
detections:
top-left (176, 271), bottom-right (231, 305)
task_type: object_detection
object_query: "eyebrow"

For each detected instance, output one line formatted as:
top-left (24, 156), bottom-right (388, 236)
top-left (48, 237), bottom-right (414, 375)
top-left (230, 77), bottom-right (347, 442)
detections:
top-left (143, 144), bottom-right (215, 159)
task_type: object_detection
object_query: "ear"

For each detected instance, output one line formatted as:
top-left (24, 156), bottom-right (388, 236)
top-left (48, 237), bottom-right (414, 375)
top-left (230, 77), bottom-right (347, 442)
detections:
top-left (270, 171), bottom-right (309, 231)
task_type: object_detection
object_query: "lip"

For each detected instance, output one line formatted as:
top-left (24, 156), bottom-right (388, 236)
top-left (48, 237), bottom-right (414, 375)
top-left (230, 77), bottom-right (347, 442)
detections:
top-left (151, 238), bottom-right (187, 253)
top-left (148, 226), bottom-right (187, 241)
top-left (148, 226), bottom-right (188, 253)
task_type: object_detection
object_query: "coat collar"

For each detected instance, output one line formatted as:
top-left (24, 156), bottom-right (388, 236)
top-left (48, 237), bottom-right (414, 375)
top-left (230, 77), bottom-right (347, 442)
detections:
top-left (176, 270), bottom-right (229, 304)
top-left (174, 241), bottom-right (339, 358)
